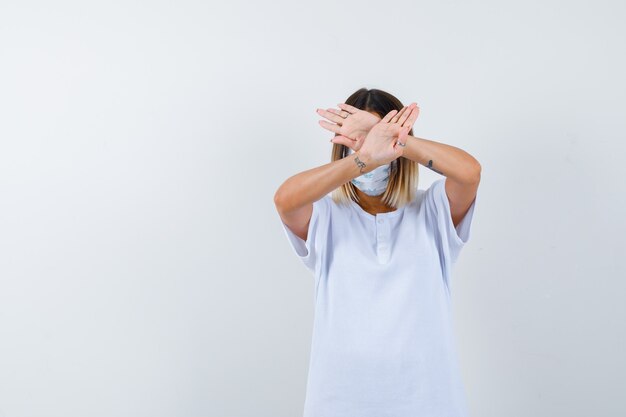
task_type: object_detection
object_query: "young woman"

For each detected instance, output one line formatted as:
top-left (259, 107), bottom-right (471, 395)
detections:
top-left (274, 88), bottom-right (481, 417)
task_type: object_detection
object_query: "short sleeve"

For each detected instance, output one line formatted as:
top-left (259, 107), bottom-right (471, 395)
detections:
top-left (278, 195), bottom-right (332, 275)
top-left (424, 178), bottom-right (477, 267)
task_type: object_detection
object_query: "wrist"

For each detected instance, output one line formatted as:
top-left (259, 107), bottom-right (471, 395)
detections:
top-left (353, 150), bottom-right (379, 174)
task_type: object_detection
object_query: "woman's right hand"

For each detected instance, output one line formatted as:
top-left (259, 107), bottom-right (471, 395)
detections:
top-left (357, 103), bottom-right (419, 169)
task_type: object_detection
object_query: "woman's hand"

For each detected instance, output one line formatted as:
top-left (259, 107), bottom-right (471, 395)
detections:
top-left (316, 104), bottom-right (381, 151)
top-left (357, 103), bottom-right (419, 168)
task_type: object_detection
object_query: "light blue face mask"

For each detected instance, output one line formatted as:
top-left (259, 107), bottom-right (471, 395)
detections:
top-left (347, 148), bottom-right (391, 196)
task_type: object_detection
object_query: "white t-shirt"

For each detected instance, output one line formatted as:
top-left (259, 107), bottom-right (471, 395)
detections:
top-left (279, 178), bottom-right (477, 417)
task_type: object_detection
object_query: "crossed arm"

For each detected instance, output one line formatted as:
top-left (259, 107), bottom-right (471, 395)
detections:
top-left (403, 133), bottom-right (480, 228)
top-left (274, 107), bottom-right (417, 241)
top-left (317, 103), bottom-right (481, 228)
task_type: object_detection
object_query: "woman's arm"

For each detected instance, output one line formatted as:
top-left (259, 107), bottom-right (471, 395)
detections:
top-left (318, 102), bottom-right (481, 228)
top-left (401, 133), bottom-right (481, 228)
top-left (318, 101), bottom-right (480, 184)
top-left (401, 134), bottom-right (481, 183)
top-left (356, 102), bottom-right (481, 228)
top-left (275, 108), bottom-right (412, 241)
top-left (274, 153), bottom-right (369, 241)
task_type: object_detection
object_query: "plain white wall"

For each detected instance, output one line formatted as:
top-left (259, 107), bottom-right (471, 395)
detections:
top-left (1, 0), bottom-right (625, 416)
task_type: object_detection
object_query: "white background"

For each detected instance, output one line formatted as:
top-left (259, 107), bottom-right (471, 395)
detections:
top-left (1, 1), bottom-right (625, 416)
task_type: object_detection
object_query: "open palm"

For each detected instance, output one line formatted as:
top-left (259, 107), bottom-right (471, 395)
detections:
top-left (358, 103), bottom-right (419, 166)
top-left (316, 104), bottom-right (381, 151)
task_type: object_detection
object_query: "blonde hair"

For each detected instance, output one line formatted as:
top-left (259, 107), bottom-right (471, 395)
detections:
top-left (330, 88), bottom-right (420, 209)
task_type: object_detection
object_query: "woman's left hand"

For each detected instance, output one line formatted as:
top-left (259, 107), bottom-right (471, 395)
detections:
top-left (316, 104), bottom-right (381, 151)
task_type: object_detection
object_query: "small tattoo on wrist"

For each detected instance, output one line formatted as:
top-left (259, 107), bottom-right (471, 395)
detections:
top-left (354, 155), bottom-right (367, 173)
top-left (427, 159), bottom-right (443, 175)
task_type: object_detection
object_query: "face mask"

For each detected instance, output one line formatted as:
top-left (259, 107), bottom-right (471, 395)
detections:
top-left (347, 148), bottom-right (391, 196)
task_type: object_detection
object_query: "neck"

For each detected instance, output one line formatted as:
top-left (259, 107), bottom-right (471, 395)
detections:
top-left (354, 189), bottom-right (397, 214)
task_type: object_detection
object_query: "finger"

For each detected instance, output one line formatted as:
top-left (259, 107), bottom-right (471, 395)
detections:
top-left (331, 135), bottom-right (357, 149)
top-left (391, 106), bottom-right (408, 123)
top-left (397, 103), bottom-right (416, 126)
top-left (318, 120), bottom-right (341, 134)
top-left (354, 137), bottom-right (365, 151)
top-left (397, 125), bottom-right (410, 143)
top-left (337, 103), bottom-right (360, 114)
top-left (316, 108), bottom-right (345, 124)
top-left (381, 109), bottom-right (398, 123)
top-left (327, 108), bottom-right (349, 119)
top-left (403, 105), bottom-right (420, 129)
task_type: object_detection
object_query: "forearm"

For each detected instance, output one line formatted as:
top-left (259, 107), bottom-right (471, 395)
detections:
top-left (274, 152), bottom-right (372, 212)
top-left (402, 135), bottom-right (481, 184)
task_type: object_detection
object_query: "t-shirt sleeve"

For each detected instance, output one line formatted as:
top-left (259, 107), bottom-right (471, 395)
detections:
top-left (278, 195), bottom-right (331, 275)
top-left (424, 178), bottom-right (477, 267)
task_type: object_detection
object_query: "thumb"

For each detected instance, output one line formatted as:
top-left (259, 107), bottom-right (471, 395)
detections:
top-left (330, 135), bottom-right (356, 148)
top-left (397, 126), bottom-right (410, 143)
